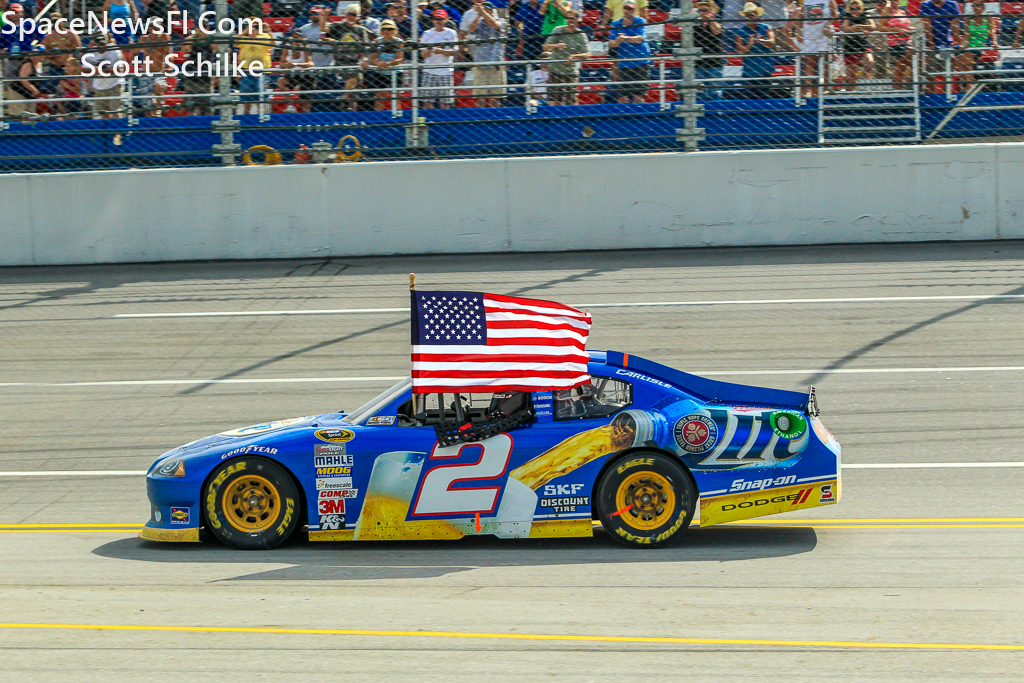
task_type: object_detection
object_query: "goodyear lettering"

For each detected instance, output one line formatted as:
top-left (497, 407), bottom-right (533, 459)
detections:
top-left (205, 460), bottom-right (246, 530)
top-left (221, 445), bottom-right (279, 459)
top-left (654, 510), bottom-right (687, 542)
top-left (314, 454), bottom-right (353, 468)
top-left (275, 498), bottom-right (295, 535)
top-left (315, 466), bottom-right (352, 476)
top-left (615, 527), bottom-right (652, 544)
top-left (728, 474), bottom-right (797, 492)
top-left (616, 457), bottom-right (654, 474)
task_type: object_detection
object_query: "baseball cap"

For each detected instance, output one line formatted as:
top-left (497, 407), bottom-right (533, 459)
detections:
top-left (432, 8), bottom-right (448, 17)
top-left (346, 2), bottom-right (361, 14)
top-left (7, 2), bottom-right (24, 10)
top-left (622, 0), bottom-right (637, 7)
top-left (380, 18), bottom-right (398, 28)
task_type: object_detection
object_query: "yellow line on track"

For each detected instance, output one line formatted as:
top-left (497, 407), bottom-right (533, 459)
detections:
top-left (0, 623), bottom-right (1021, 651)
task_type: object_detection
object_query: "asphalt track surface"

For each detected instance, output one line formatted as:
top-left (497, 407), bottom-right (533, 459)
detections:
top-left (1, 241), bottom-right (1023, 682)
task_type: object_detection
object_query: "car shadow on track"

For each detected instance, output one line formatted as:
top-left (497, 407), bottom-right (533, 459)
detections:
top-left (92, 525), bottom-right (817, 581)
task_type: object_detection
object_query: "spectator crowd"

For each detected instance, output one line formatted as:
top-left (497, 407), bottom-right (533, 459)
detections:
top-left (2, 0), bottom-right (1023, 118)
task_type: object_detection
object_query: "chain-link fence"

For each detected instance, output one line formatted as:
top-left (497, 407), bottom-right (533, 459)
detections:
top-left (2, 1), bottom-right (1024, 172)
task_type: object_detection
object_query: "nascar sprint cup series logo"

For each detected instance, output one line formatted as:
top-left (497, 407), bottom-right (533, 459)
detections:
top-left (673, 414), bottom-right (718, 454)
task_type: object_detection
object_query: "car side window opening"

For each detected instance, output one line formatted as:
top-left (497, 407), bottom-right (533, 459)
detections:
top-left (396, 391), bottom-right (534, 428)
top-left (554, 376), bottom-right (632, 421)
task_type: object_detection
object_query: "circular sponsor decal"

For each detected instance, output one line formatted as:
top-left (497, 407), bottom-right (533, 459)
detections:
top-left (315, 428), bottom-right (356, 443)
top-left (219, 416), bottom-right (312, 438)
top-left (770, 410), bottom-right (807, 440)
top-left (673, 414), bottom-right (719, 454)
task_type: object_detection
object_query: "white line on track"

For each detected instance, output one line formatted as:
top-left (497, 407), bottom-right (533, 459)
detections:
top-left (0, 462), bottom-right (1019, 479)
top-left (112, 294), bottom-right (1024, 318)
top-left (3, 365), bottom-right (1024, 388)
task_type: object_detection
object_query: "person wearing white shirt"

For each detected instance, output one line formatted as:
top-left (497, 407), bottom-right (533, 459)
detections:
top-left (419, 10), bottom-right (458, 108)
top-left (81, 34), bottom-right (125, 119)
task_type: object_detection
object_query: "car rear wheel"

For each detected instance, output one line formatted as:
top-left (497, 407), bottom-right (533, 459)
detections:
top-left (596, 451), bottom-right (696, 548)
top-left (204, 456), bottom-right (301, 550)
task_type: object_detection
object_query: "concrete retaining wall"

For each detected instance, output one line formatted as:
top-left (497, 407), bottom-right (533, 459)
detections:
top-left (2, 143), bottom-right (1022, 266)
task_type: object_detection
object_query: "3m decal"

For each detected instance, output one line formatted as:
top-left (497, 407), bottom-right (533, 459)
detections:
top-left (409, 433), bottom-right (514, 519)
top-left (366, 416), bottom-right (397, 426)
top-left (316, 477), bottom-right (354, 490)
top-left (318, 498), bottom-right (346, 515)
top-left (674, 414), bottom-right (718, 455)
top-left (315, 429), bottom-right (355, 443)
top-left (169, 507), bottom-right (190, 525)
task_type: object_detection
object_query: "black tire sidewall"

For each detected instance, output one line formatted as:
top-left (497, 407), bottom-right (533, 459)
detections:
top-left (596, 452), bottom-right (695, 548)
top-left (204, 456), bottom-right (300, 550)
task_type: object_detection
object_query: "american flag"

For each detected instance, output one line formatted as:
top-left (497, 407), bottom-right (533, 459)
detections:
top-left (411, 291), bottom-right (592, 393)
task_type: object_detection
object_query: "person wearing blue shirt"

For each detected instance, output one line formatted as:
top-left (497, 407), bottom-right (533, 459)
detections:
top-left (609, 0), bottom-right (651, 103)
top-left (515, 0), bottom-right (546, 61)
top-left (0, 3), bottom-right (47, 53)
top-left (735, 2), bottom-right (775, 99)
top-left (920, 0), bottom-right (962, 92)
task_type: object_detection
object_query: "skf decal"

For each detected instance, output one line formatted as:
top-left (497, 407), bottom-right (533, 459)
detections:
top-left (314, 428), bottom-right (355, 443)
top-left (221, 445), bottom-right (279, 460)
top-left (366, 416), bottom-right (396, 426)
top-left (673, 414), bottom-right (718, 455)
top-left (169, 507), bottom-right (190, 525)
top-left (700, 479), bottom-right (838, 526)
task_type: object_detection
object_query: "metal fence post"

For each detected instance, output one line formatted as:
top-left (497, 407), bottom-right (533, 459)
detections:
top-left (211, 2), bottom-right (241, 165)
top-left (674, 0), bottom-right (705, 151)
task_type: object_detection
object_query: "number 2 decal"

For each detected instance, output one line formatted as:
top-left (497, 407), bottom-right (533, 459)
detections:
top-left (408, 434), bottom-right (514, 519)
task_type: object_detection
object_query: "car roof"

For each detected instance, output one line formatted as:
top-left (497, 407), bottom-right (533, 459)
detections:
top-left (590, 350), bottom-right (810, 411)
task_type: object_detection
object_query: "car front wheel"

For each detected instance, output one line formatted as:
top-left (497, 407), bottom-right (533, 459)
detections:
top-left (203, 456), bottom-right (301, 550)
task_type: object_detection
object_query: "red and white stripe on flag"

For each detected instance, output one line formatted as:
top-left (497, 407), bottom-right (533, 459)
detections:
top-left (411, 291), bottom-right (592, 393)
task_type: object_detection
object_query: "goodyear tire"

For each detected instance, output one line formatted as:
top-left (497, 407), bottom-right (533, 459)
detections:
top-left (596, 452), bottom-right (696, 548)
top-left (203, 457), bottom-right (300, 550)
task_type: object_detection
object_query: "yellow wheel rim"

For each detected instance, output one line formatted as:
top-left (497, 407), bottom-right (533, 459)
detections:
top-left (615, 471), bottom-right (676, 531)
top-left (221, 474), bottom-right (282, 533)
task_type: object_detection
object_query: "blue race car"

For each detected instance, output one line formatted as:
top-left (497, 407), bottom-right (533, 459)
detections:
top-left (141, 351), bottom-right (841, 549)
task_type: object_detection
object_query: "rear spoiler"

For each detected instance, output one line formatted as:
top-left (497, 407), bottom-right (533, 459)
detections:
top-left (605, 351), bottom-right (818, 415)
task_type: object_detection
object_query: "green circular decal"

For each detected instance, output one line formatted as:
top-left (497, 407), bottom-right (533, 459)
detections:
top-left (770, 410), bottom-right (807, 440)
